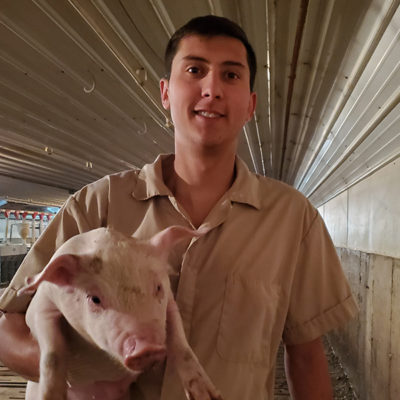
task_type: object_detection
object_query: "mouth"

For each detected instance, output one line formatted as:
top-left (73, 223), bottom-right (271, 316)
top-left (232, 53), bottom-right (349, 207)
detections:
top-left (194, 110), bottom-right (224, 119)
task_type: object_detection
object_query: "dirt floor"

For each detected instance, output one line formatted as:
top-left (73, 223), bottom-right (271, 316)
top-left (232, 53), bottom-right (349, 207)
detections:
top-left (325, 338), bottom-right (358, 400)
top-left (274, 336), bottom-right (358, 399)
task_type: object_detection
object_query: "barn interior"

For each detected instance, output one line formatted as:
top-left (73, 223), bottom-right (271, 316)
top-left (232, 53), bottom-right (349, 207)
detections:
top-left (0, 1), bottom-right (399, 398)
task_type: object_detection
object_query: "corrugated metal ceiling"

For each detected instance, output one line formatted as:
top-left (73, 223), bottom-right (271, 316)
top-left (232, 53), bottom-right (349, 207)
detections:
top-left (0, 0), bottom-right (399, 207)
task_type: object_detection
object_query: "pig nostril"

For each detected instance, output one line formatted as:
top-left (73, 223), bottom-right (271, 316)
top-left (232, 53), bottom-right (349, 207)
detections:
top-left (155, 283), bottom-right (164, 299)
top-left (124, 346), bottom-right (166, 371)
top-left (123, 337), bottom-right (137, 356)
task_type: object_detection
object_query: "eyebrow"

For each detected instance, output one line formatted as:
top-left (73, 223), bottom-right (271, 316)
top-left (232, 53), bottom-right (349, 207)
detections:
top-left (181, 55), bottom-right (246, 69)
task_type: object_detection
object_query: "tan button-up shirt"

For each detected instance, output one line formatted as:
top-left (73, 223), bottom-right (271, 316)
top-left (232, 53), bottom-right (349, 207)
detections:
top-left (0, 154), bottom-right (358, 400)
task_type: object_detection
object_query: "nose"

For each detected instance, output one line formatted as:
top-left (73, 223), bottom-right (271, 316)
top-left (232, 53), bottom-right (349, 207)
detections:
top-left (123, 337), bottom-right (166, 371)
top-left (201, 71), bottom-right (223, 99)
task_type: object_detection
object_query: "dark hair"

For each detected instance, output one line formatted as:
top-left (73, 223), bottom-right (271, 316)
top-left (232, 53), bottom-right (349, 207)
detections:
top-left (164, 15), bottom-right (257, 91)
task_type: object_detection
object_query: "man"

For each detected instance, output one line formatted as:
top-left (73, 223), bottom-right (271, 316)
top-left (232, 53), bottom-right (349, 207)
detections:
top-left (0, 15), bottom-right (358, 399)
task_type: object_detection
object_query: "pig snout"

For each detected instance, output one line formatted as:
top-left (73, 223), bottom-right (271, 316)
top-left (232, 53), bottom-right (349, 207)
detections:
top-left (123, 337), bottom-right (166, 371)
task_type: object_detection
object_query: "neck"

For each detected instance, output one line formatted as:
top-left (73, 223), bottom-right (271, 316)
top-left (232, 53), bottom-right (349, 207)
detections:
top-left (163, 147), bottom-right (236, 228)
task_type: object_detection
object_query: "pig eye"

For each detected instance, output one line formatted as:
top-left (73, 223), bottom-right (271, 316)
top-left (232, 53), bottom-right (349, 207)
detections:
top-left (88, 295), bottom-right (101, 305)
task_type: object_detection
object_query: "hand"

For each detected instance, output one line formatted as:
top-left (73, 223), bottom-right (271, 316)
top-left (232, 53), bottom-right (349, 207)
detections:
top-left (0, 312), bottom-right (40, 381)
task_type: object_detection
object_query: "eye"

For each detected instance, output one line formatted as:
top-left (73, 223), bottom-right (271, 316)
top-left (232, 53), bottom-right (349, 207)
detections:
top-left (87, 295), bottom-right (101, 305)
top-left (226, 71), bottom-right (239, 80)
top-left (187, 66), bottom-right (200, 74)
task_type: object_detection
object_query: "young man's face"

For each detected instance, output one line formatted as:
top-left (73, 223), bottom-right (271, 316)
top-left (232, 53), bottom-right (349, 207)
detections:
top-left (160, 34), bottom-right (257, 153)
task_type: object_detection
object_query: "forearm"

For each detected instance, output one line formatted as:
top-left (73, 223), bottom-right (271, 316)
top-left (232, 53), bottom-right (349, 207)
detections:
top-left (284, 337), bottom-right (333, 400)
top-left (0, 312), bottom-right (40, 381)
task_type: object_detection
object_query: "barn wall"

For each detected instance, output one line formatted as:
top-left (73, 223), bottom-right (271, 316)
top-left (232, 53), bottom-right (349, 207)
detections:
top-left (318, 159), bottom-right (400, 399)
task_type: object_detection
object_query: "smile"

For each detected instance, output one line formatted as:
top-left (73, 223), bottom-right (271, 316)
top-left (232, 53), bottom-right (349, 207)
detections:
top-left (195, 110), bottom-right (224, 118)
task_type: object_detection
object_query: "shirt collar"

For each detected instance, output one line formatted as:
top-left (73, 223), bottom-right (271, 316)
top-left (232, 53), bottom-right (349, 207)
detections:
top-left (132, 154), bottom-right (173, 200)
top-left (132, 153), bottom-right (261, 210)
top-left (228, 157), bottom-right (261, 210)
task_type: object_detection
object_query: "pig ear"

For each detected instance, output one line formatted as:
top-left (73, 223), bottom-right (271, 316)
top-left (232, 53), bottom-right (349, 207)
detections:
top-left (148, 226), bottom-right (209, 260)
top-left (17, 254), bottom-right (80, 296)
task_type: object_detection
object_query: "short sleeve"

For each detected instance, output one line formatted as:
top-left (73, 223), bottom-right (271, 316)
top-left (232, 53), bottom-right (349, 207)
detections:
top-left (283, 212), bottom-right (358, 345)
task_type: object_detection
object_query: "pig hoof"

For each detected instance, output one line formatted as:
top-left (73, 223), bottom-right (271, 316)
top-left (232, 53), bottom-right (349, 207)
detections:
top-left (185, 389), bottom-right (223, 400)
top-left (184, 378), bottom-right (223, 400)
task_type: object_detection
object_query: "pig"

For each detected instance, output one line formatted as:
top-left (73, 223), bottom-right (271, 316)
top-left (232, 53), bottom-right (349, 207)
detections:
top-left (18, 226), bottom-right (223, 400)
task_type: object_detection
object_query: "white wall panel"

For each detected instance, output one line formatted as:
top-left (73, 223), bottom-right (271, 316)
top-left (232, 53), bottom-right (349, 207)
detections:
top-left (348, 160), bottom-right (400, 258)
top-left (320, 190), bottom-right (348, 248)
top-left (322, 159), bottom-right (400, 258)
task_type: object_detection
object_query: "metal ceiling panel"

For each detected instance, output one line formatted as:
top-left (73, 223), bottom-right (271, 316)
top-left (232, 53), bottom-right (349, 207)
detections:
top-left (300, 1), bottom-right (400, 204)
top-left (0, 0), bottom-right (399, 208)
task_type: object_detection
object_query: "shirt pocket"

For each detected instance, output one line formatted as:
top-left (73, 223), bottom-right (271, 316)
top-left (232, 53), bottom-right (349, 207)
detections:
top-left (217, 273), bottom-right (281, 365)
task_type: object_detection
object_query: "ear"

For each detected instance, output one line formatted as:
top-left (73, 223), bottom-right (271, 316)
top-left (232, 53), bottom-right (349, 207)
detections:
top-left (17, 254), bottom-right (81, 296)
top-left (148, 226), bottom-right (209, 261)
top-left (160, 78), bottom-right (170, 110)
top-left (246, 91), bottom-right (257, 122)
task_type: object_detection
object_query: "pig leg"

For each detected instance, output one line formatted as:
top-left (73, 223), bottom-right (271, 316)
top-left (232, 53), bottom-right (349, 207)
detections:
top-left (166, 295), bottom-right (223, 400)
top-left (36, 318), bottom-right (68, 400)
top-left (26, 293), bottom-right (68, 400)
